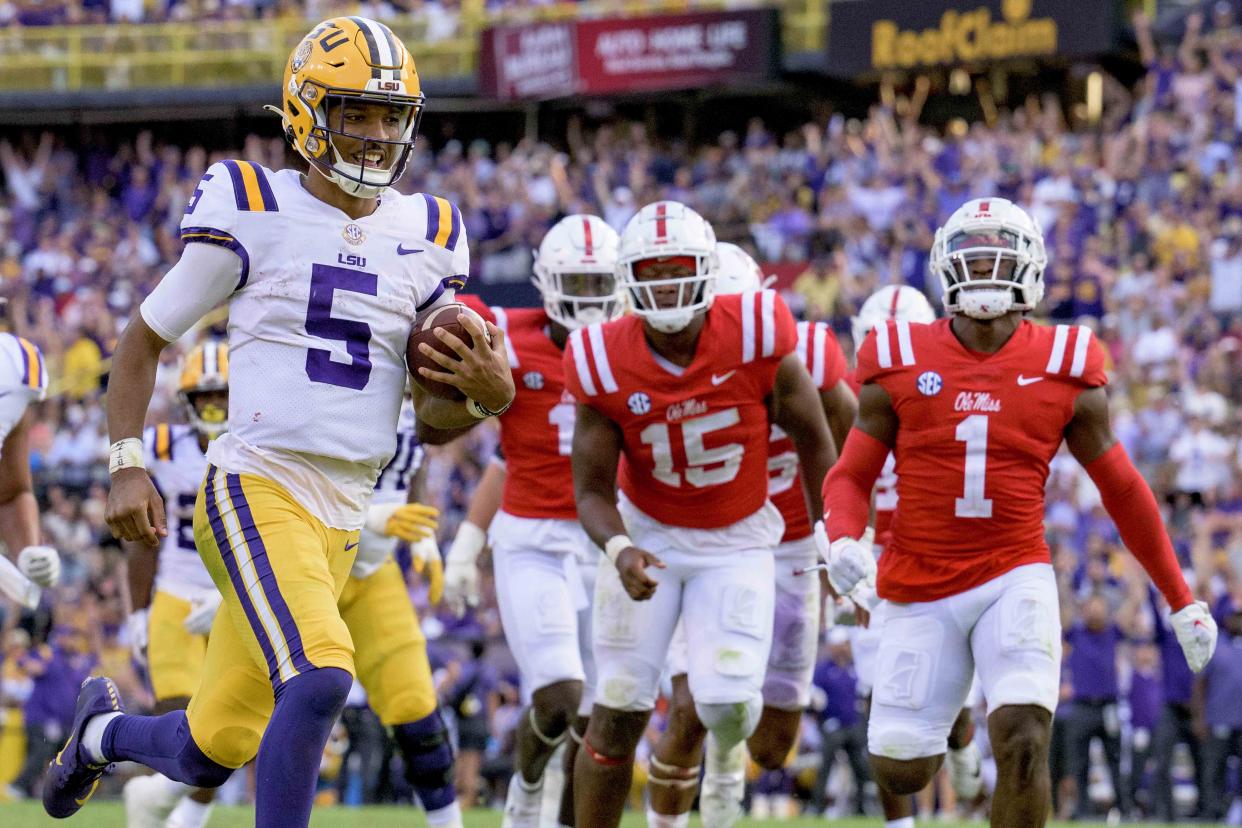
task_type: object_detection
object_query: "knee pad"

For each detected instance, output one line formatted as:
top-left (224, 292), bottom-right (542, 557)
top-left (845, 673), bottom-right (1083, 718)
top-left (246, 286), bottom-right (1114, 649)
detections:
top-left (275, 666), bottom-right (353, 716)
top-left (393, 708), bottom-right (456, 797)
top-left (694, 697), bottom-right (762, 747)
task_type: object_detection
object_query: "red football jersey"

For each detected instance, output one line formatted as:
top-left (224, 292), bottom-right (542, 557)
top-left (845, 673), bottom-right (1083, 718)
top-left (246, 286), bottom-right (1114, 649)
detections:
top-left (768, 321), bottom-right (849, 542)
top-left (564, 291), bottom-right (797, 529)
top-left (459, 299), bottom-right (577, 520)
top-left (856, 318), bottom-right (1108, 602)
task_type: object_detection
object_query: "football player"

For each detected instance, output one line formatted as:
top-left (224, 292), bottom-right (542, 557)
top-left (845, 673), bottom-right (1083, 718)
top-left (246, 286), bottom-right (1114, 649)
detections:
top-left (45, 18), bottom-right (514, 828)
top-left (122, 341), bottom-right (230, 828)
top-left (0, 330), bottom-right (58, 609)
top-left (822, 198), bottom-right (1216, 827)
top-left (645, 242), bottom-right (857, 828)
top-left (442, 214), bottom-right (623, 828)
top-left (564, 202), bottom-right (836, 828)
top-left (843, 285), bottom-right (983, 828)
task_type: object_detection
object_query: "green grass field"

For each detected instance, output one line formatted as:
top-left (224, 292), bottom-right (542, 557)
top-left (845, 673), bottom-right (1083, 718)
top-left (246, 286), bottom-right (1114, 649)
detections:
top-left (0, 802), bottom-right (1206, 828)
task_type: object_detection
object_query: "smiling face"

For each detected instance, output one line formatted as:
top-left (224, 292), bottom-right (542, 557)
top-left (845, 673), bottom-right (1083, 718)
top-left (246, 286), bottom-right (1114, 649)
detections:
top-left (325, 99), bottom-right (412, 172)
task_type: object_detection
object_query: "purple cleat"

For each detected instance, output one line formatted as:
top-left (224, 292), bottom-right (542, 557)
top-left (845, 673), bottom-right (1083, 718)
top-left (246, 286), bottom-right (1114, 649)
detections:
top-left (42, 676), bottom-right (124, 818)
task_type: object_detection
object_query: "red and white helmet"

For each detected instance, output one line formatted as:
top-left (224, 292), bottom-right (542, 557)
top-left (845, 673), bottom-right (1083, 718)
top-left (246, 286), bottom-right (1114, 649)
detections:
top-left (930, 197), bottom-right (1047, 320)
top-left (851, 285), bottom-right (935, 354)
top-left (533, 214), bottom-right (622, 330)
top-left (617, 200), bottom-right (717, 333)
top-left (714, 242), bottom-right (764, 295)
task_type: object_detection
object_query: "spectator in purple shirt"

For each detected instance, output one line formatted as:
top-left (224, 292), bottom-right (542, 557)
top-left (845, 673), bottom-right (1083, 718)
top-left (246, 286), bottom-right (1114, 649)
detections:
top-left (1127, 641), bottom-right (1163, 815)
top-left (810, 630), bottom-right (868, 816)
top-left (1195, 601), bottom-right (1242, 820)
top-left (12, 624), bottom-right (97, 798)
top-left (1064, 591), bottom-right (1142, 819)
top-left (1149, 588), bottom-right (1204, 820)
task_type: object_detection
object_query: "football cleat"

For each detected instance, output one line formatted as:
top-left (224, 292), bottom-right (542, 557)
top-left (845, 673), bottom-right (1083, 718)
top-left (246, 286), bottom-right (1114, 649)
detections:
top-left (500, 773), bottom-right (543, 828)
top-left (946, 740), bottom-right (984, 802)
top-left (43, 676), bottom-right (124, 818)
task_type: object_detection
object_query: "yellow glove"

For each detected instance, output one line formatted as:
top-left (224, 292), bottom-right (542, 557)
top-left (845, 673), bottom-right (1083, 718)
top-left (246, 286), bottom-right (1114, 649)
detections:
top-left (365, 502), bottom-right (439, 543)
top-left (411, 536), bottom-right (443, 606)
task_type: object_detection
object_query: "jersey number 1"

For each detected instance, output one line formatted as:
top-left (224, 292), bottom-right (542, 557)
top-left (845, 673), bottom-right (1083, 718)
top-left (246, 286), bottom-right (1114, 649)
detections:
top-left (305, 264), bottom-right (376, 390)
top-left (954, 414), bottom-right (993, 518)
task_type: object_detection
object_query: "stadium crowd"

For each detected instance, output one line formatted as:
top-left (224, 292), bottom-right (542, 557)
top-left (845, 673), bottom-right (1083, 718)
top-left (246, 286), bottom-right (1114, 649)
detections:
top-left (0, 5), bottom-right (1240, 822)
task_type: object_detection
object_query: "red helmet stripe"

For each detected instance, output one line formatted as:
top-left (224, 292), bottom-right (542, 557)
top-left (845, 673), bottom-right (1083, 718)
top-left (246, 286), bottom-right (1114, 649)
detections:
top-left (888, 287), bottom-right (901, 318)
top-left (582, 217), bottom-right (594, 257)
top-left (655, 203), bottom-right (667, 244)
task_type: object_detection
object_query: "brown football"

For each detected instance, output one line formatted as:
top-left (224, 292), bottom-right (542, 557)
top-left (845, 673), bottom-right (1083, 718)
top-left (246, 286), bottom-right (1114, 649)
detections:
top-left (407, 302), bottom-right (490, 400)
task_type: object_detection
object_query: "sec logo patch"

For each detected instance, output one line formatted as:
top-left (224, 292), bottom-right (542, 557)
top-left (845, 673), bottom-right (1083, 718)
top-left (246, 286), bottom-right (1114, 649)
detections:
top-left (917, 371), bottom-right (943, 396)
top-left (523, 371), bottom-right (544, 390)
top-left (627, 392), bottom-right (652, 415)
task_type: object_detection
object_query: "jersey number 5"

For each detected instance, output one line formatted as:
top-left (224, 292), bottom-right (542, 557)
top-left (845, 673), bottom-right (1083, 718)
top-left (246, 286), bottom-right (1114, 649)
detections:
top-left (305, 263), bottom-right (376, 390)
top-left (640, 408), bottom-right (743, 488)
top-left (954, 414), bottom-right (993, 518)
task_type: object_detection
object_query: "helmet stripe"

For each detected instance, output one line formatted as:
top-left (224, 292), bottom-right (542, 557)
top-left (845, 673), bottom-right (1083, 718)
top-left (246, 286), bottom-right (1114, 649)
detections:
top-left (375, 22), bottom-right (402, 81)
top-left (349, 17), bottom-right (383, 79)
top-left (582, 217), bottom-right (594, 257)
top-left (888, 286), bottom-right (901, 317)
top-left (655, 202), bottom-right (667, 243)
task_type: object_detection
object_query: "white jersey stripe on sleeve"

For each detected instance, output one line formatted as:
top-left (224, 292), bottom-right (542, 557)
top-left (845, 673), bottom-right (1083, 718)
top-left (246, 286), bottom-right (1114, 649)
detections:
top-left (796, 321), bottom-right (809, 368)
top-left (1069, 325), bottom-right (1092, 378)
top-left (812, 322), bottom-right (828, 386)
top-left (741, 291), bottom-right (756, 363)
top-left (1046, 324), bottom-right (1069, 374)
top-left (760, 289), bottom-right (776, 357)
top-left (587, 324), bottom-right (618, 393)
top-left (895, 320), bottom-right (915, 366)
top-left (491, 307), bottom-right (519, 368)
top-left (875, 320), bottom-right (893, 369)
top-left (569, 328), bottom-right (597, 396)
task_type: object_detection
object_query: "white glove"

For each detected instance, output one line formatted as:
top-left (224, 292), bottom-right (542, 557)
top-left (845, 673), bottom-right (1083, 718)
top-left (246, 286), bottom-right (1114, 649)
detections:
top-left (443, 521), bottom-right (485, 617)
top-left (127, 608), bottom-right (149, 666)
top-left (183, 589), bottom-right (222, 635)
top-left (17, 545), bottom-right (60, 588)
top-left (1170, 600), bottom-right (1218, 673)
top-left (813, 521), bottom-right (876, 597)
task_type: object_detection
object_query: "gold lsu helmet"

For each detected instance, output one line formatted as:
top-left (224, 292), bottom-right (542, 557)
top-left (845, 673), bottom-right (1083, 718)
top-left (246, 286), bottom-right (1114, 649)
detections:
top-left (273, 17), bottom-right (425, 198)
top-left (179, 340), bottom-right (229, 439)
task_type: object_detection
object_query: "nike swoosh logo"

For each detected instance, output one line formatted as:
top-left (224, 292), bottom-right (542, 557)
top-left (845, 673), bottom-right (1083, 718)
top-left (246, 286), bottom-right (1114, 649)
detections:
top-left (345, 541), bottom-right (359, 551)
top-left (711, 370), bottom-right (736, 386)
top-left (1016, 375), bottom-right (1044, 386)
top-left (397, 244), bottom-right (424, 255)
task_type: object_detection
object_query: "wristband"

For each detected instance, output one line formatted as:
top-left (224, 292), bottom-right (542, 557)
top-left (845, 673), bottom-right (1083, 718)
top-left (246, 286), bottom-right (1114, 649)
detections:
top-left (109, 438), bottom-right (145, 475)
top-left (604, 534), bottom-right (634, 565)
top-left (466, 397), bottom-right (513, 419)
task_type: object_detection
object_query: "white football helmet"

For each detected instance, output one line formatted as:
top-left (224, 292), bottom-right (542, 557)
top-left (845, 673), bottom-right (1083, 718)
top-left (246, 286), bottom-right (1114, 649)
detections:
top-left (714, 242), bottom-right (764, 295)
top-left (851, 285), bottom-right (936, 354)
top-left (533, 214), bottom-right (623, 330)
top-left (930, 197), bottom-right (1047, 320)
top-left (617, 201), bottom-right (717, 333)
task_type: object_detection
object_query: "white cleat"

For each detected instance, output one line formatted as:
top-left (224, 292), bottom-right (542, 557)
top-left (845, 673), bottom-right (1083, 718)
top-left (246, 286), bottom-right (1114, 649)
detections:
top-left (501, 773), bottom-right (543, 828)
top-left (700, 734), bottom-right (746, 828)
top-left (122, 774), bottom-right (181, 828)
top-left (946, 740), bottom-right (983, 802)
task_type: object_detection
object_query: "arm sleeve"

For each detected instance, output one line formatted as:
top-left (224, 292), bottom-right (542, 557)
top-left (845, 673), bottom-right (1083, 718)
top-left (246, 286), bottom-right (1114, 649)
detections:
top-left (1085, 442), bottom-right (1193, 611)
top-left (139, 242), bottom-right (242, 343)
top-left (823, 427), bottom-right (890, 541)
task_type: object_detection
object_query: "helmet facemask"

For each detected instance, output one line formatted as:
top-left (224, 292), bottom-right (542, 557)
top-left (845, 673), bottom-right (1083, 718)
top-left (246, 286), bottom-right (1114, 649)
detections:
top-left (293, 83), bottom-right (425, 199)
top-left (934, 228), bottom-right (1045, 320)
top-left (622, 254), bottom-right (716, 334)
top-left (180, 387), bottom-right (228, 441)
top-left (536, 269), bottom-right (623, 330)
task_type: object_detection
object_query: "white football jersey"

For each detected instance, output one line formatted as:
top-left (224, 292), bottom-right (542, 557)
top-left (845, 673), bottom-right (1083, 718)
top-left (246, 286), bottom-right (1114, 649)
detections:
top-left (178, 160), bottom-right (467, 529)
top-left (352, 400), bottom-right (425, 579)
top-left (144, 423), bottom-right (216, 598)
top-left (0, 333), bottom-right (47, 446)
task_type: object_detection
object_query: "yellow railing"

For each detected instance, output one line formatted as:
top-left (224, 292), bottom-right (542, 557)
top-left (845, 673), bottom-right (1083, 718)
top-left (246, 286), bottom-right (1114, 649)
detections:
top-left (0, 0), bottom-right (828, 93)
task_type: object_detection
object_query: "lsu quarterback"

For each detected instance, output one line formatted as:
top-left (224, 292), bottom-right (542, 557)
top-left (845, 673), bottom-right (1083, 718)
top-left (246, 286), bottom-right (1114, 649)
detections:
top-left (43, 17), bottom-right (515, 828)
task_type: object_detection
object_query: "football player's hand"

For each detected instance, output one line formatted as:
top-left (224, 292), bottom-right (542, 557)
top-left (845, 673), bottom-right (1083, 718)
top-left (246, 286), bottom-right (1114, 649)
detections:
top-left (183, 590), bottom-right (222, 635)
top-left (127, 608), bottom-right (149, 667)
top-left (366, 502), bottom-right (439, 543)
top-left (443, 522), bottom-right (485, 617)
top-left (416, 313), bottom-right (516, 411)
top-left (1171, 600), bottom-right (1218, 673)
top-left (814, 521), bottom-right (876, 597)
top-left (410, 536), bottom-right (444, 606)
top-left (615, 546), bottom-right (664, 602)
top-left (17, 545), bottom-right (60, 588)
top-left (107, 468), bottom-right (167, 547)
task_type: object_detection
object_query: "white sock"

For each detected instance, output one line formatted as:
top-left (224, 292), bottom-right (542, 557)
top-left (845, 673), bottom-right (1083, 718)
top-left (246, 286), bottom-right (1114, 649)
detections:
top-left (426, 800), bottom-right (463, 828)
top-left (705, 732), bottom-right (745, 778)
top-left (885, 817), bottom-right (915, 828)
top-left (80, 712), bottom-right (121, 764)
top-left (167, 797), bottom-right (212, 828)
top-left (646, 807), bottom-right (690, 828)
